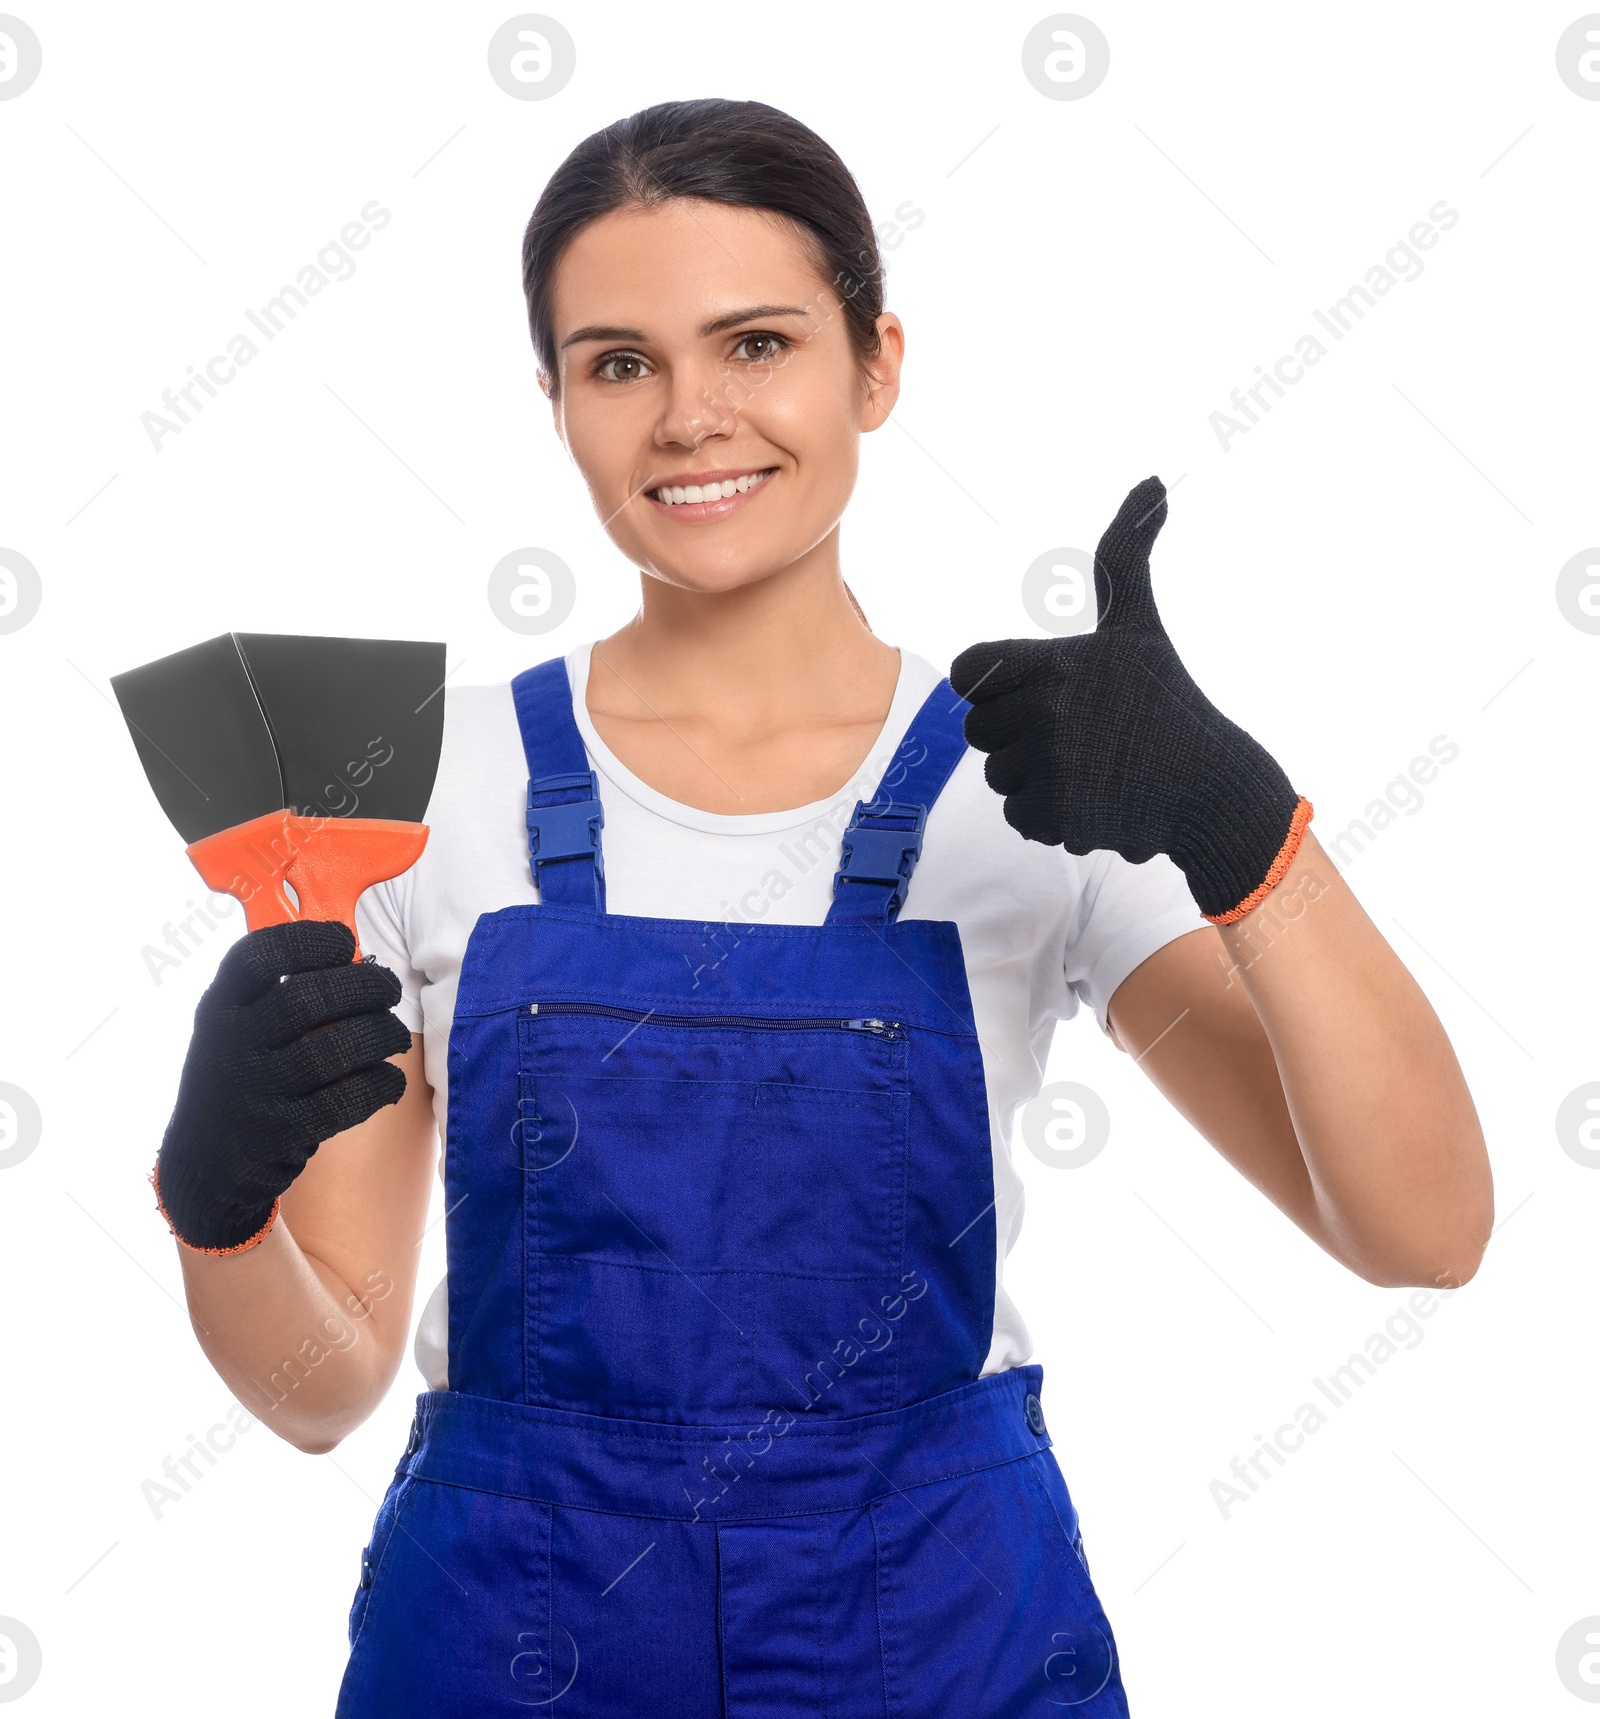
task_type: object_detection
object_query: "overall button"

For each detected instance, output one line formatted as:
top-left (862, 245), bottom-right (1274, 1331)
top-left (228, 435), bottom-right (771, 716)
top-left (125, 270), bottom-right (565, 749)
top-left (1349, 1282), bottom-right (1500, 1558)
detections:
top-left (1024, 1392), bottom-right (1046, 1436)
top-left (404, 1415), bottom-right (422, 1457)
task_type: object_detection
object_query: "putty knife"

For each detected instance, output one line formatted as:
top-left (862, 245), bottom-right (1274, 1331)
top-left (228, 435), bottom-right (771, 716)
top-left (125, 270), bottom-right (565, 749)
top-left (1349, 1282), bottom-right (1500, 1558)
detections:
top-left (111, 633), bottom-right (445, 958)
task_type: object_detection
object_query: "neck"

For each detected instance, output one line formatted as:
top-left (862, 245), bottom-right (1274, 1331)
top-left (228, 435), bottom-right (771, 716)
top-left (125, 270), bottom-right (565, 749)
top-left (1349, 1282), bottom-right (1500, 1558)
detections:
top-left (590, 536), bottom-right (899, 730)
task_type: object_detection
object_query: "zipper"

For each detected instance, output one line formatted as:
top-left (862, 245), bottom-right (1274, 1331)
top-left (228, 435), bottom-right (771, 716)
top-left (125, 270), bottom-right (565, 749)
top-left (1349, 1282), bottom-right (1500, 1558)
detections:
top-left (526, 1001), bottom-right (902, 1037)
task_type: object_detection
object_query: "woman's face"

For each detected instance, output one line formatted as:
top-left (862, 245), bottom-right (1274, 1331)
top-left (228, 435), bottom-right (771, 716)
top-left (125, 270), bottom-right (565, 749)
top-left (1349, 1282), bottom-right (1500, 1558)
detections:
top-left (545, 197), bottom-right (902, 595)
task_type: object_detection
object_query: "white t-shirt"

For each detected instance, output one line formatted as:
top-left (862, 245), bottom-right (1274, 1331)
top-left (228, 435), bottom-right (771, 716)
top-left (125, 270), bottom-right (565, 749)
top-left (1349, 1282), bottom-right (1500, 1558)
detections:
top-left (355, 641), bottom-right (1210, 1391)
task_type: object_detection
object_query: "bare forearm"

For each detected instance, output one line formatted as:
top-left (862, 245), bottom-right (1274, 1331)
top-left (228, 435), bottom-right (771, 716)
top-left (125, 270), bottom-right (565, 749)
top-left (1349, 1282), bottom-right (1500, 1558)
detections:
top-left (177, 1223), bottom-right (403, 1452)
top-left (1219, 830), bottom-right (1493, 1286)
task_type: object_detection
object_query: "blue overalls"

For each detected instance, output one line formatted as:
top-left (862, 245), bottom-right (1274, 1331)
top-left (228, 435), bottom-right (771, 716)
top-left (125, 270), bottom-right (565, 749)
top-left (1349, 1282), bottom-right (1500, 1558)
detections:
top-left (336, 656), bottom-right (1133, 1716)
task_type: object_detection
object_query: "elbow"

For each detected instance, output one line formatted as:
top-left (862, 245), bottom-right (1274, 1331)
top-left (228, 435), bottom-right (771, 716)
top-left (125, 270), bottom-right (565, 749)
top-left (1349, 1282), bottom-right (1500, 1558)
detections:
top-left (1360, 1255), bottom-right (1484, 1292)
top-left (287, 1399), bottom-right (383, 1453)
top-left (256, 1405), bottom-right (362, 1456)
top-left (1334, 1166), bottom-right (1495, 1292)
top-left (290, 1431), bottom-right (346, 1456)
top-left (1431, 1243), bottom-right (1487, 1290)
top-left (266, 1417), bottom-right (349, 1456)
top-left (1349, 1229), bottom-right (1491, 1292)
top-left (1410, 1195), bottom-right (1496, 1291)
top-left (252, 1347), bottom-right (400, 1455)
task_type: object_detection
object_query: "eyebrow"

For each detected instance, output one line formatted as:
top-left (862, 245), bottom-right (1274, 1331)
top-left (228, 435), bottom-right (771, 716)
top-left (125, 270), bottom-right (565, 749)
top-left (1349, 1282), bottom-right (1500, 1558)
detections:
top-left (558, 303), bottom-right (814, 352)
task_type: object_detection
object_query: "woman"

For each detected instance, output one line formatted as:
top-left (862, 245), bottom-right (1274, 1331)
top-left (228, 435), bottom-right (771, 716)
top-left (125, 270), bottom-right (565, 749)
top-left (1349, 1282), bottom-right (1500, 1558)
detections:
top-left (151, 99), bottom-right (1493, 1715)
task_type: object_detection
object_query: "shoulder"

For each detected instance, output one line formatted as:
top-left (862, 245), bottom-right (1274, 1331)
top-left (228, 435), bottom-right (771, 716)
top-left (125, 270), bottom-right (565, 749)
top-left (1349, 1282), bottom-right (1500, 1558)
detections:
top-left (437, 679), bottom-right (522, 759)
top-left (441, 679), bottom-right (518, 727)
top-left (419, 680), bottom-right (523, 816)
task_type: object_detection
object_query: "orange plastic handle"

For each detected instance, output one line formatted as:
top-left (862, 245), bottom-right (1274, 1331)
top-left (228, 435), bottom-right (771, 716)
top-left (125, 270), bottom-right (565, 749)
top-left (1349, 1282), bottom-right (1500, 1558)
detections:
top-left (185, 811), bottom-right (429, 960)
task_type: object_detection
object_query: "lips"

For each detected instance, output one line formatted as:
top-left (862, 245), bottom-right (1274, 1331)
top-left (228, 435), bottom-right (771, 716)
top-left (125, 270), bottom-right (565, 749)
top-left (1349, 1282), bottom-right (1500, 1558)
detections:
top-left (645, 466), bottom-right (778, 515)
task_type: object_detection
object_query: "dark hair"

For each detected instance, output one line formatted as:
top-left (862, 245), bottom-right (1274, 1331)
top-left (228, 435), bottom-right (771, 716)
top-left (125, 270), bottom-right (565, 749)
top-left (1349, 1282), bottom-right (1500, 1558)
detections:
top-left (521, 98), bottom-right (887, 402)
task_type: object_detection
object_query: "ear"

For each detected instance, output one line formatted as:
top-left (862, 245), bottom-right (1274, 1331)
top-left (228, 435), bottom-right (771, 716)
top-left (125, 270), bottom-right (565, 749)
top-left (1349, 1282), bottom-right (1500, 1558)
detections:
top-left (540, 370), bottom-right (570, 456)
top-left (859, 314), bottom-right (905, 433)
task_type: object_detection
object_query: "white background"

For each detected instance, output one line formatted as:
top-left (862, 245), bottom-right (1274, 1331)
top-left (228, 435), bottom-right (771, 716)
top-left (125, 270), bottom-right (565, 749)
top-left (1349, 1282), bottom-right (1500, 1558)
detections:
top-left (2, 2), bottom-right (1597, 1713)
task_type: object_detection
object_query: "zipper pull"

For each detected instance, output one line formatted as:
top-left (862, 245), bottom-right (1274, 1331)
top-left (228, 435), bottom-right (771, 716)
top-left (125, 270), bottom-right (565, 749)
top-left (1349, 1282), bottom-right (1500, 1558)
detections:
top-left (528, 1004), bottom-right (539, 1015)
top-left (845, 1018), bottom-right (900, 1035)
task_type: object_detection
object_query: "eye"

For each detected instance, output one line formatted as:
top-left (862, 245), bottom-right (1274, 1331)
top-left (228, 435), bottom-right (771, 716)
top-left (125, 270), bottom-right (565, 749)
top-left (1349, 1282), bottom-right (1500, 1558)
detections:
top-left (589, 330), bottom-right (792, 383)
top-left (732, 331), bottom-right (790, 363)
top-left (591, 350), bottom-right (651, 383)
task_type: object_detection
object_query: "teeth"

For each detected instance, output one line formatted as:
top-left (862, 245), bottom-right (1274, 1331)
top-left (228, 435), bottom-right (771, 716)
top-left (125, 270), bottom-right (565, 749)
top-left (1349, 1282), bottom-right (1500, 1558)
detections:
top-left (653, 469), bottom-right (773, 506)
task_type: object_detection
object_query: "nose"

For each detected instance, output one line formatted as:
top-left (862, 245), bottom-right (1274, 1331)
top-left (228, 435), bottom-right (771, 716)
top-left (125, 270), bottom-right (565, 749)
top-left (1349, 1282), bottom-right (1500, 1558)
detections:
top-left (653, 355), bottom-right (741, 457)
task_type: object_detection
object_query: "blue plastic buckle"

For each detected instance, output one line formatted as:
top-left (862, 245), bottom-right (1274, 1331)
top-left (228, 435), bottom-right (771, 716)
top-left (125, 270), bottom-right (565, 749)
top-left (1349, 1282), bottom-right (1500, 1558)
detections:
top-left (832, 800), bottom-right (927, 913)
top-left (525, 769), bottom-right (605, 878)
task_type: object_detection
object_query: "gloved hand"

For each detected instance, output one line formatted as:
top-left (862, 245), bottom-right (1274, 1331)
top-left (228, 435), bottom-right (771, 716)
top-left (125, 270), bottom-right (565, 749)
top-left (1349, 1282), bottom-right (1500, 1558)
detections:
top-left (949, 475), bottom-right (1313, 924)
top-left (151, 919), bottom-right (412, 1253)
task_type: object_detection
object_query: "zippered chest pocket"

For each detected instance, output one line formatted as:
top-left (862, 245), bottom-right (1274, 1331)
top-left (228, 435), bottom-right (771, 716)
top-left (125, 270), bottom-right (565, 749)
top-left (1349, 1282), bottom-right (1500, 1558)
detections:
top-left (515, 1002), bottom-right (911, 1282)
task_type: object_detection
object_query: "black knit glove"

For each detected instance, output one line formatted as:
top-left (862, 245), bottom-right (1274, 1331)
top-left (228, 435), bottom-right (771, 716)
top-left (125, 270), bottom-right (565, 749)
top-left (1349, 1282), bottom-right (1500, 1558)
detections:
top-left (152, 919), bottom-right (412, 1253)
top-left (949, 475), bottom-right (1312, 924)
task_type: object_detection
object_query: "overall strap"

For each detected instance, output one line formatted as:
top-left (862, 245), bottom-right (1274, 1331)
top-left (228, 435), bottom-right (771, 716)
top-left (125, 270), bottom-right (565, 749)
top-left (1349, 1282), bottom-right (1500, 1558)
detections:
top-left (510, 656), bottom-right (606, 913)
top-left (825, 677), bottom-right (971, 927)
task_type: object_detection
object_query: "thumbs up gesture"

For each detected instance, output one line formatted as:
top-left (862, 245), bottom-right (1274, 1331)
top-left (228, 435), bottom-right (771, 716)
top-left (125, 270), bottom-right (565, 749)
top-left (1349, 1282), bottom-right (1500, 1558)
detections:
top-left (949, 476), bottom-right (1313, 924)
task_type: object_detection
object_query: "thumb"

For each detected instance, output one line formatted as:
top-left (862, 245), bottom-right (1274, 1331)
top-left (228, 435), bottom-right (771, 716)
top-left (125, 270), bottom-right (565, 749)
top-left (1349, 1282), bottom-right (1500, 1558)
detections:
top-left (1092, 475), bottom-right (1168, 633)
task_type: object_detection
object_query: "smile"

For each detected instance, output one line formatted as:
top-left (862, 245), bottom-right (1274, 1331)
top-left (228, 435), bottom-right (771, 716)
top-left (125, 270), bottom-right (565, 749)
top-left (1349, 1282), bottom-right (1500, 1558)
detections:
top-left (646, 468), bottom-right (777, 510)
